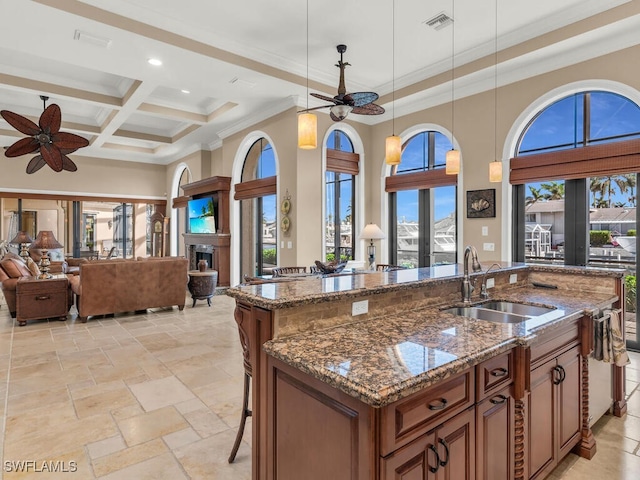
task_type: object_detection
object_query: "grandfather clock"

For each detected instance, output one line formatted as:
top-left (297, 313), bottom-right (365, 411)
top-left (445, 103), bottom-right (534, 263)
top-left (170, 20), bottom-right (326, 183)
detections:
top-left (150, 211), bottom-right (165, 257)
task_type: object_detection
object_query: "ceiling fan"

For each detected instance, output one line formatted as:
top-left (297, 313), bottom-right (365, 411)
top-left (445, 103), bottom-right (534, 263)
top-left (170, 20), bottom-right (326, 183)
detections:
top-left (1, 95), bottom-right (89, 173)
top-left (300, 44), bottom-right (384, 122)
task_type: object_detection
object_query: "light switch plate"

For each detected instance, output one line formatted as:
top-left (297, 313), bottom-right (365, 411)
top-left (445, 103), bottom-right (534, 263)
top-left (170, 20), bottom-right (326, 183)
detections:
top-left (287, 241), bottom-right (292, 249)
top-left (482, 226), bottom-right (488, 236)
top-left (483, 242), bottom-right (495, 251)
top-left (486, 278), bottom-right (495, 289)
top-left (509, 274), bottom-right (518, 284)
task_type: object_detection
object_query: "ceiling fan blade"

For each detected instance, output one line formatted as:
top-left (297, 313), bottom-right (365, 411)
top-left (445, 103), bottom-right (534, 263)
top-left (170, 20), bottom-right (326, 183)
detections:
top-left (298, 104), bottom-right (335, 113)
top-left (345, 92), bottom-right (379, 107)
top-left (40, 104), bottom-right (62, 134)
top-left (26, 155), bottom-right (47, 174)
top-left (40, 143), bottom-right (64, 172)
top-left (310, 92), bottom-right (340, 104)
top-left (0, 110), bottom-right (40, 135)
top-left (351, 103), bottom-right (385, 115)
top-left (61, 154), bottom-right (78, 172)
top-left (4, 137), bottom-right (39, 157)
top-left (52, 132), bottom-right (90, 150)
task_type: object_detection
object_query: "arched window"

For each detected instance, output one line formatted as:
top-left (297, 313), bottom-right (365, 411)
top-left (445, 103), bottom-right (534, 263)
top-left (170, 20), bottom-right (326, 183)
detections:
top-left (511, 90), bottom-right (640, 350)
top-left (325, 130), bottom-right (357, 262)
top-left (236, 138), bottom-right (277, 276)
top-left (386, 130), bottom-right (457, 267)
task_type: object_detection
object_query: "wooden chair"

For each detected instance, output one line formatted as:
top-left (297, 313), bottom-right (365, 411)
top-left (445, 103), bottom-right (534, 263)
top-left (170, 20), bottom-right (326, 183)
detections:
top-left (376, 264), bottom-right (406, 272)
top-left (229, 307), bottom-right (252, 463)
top-left (271, 266), bottom-right (307, 277)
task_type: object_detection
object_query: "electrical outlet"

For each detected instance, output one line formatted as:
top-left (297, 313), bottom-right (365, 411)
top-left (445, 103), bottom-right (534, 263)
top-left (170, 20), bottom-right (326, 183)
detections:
top-left (483, 242), bottom-right (495, 251)
top-left (482, 226), bottom-right (488, 236)
top-left (486, 278), bottom-right (495, 289)
top-left (509, 273), bottom-right (518, 284)
top-left (287, 241), bottom-right (292, 249)
top-left (352, 300), bottom-right (368, 316)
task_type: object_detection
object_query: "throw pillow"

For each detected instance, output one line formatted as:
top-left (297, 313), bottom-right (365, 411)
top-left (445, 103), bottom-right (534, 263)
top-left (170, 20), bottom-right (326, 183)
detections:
top-left (26, 257), bottom-right (41, 277)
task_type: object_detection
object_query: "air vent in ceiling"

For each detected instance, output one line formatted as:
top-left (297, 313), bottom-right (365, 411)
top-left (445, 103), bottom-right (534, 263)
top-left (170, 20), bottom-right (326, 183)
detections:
top-left (229, 77), bottom-right (256, 89)
top-left (424, 12), bottom-right (453, 30)
top-left (74, 29), bottom-right (112, 48)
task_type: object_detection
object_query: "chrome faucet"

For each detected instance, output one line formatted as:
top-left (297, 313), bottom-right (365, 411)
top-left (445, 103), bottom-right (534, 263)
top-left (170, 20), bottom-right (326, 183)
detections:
top-left (462, 245), bottom-right (482, 304)
top-left (480, 263), bottom-right (502, 299)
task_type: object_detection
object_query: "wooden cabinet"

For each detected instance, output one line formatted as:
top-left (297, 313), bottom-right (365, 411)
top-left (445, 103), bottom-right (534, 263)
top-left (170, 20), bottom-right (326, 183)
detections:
top-left (528, 345), bottom-right (581, 480)
top-left (476, 385), bottom-right (515, 480)
top-left (382, 407), bottom-right (475, 480)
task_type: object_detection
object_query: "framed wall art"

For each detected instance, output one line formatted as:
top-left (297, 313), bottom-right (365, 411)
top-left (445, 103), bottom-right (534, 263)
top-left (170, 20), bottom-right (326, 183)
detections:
top-left (466, 189), bottom-right (496, 218)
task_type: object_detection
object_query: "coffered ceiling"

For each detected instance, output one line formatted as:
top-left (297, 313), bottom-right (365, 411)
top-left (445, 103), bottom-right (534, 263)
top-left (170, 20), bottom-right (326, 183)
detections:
top-left (0, 0), bottom-right (638, 167)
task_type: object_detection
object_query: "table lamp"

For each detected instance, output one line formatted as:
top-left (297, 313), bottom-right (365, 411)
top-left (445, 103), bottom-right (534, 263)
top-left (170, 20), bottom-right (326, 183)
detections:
top-left (32, 230), bottom-right (63, 279)
top-left (10, 231), bottom-right (34, 261)
top-left (359, 223), bottom-right (386, 270)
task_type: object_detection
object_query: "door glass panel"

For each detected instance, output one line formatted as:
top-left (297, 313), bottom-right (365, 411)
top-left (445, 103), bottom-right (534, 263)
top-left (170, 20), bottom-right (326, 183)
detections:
top-left (396, 189), bottom-right (419, 268)
top-left (588, 174), bottom-right (637, 343)
top-left (432, 185), bottom-right (456, 265)
top-left (524, 181), bottom-right (565, 263)
top-left (260, 194), bottom-right (277, 275)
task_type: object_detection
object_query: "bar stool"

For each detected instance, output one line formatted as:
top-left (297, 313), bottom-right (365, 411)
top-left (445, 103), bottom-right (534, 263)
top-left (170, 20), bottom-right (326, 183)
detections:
top-left (228, 308), bottom-right (252, 463)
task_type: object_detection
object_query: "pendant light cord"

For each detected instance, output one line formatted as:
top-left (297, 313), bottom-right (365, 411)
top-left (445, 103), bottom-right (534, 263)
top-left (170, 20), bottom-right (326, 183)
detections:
top-left (494, 0), bottom-right (498, 162)
top-left (306, 0), bottom-right (309, 110)
top-left (451, 0), bottom-right (455, 147)
top-left (392, 0), bottom-right (395, 135)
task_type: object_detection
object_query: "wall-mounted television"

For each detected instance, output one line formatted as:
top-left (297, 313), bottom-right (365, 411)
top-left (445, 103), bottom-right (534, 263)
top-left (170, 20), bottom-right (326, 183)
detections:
top-left (188, 197), bottom-right (217, 234)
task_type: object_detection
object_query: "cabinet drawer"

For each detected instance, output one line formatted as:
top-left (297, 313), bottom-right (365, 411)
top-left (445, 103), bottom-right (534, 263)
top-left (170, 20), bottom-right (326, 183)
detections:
top-left (17, 291), bottom-right (67, 321)
top-left (477, 350), bottom-right (514, 401)
top-left (380, 368), bottom-right (474, 456)
top-left (530, 319), bottom-right (580, 368)
top-left (17, 278), bottom-right (67, 295)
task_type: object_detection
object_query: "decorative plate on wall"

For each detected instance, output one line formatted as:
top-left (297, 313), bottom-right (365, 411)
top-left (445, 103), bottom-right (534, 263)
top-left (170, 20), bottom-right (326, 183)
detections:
top-left (281, 215), bottom-right (290, 233)
top-left (281, 198), bottom-right (291, 215)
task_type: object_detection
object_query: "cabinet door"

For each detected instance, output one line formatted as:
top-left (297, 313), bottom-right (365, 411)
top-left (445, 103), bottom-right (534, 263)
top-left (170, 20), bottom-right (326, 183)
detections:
top-left (381, 431), bottom-right (438, 480)
top-left (528, 357), bottom-right (556, 480)
top-left (436, 407), bottom-right (476, 480)
top-left (557, 346), bottom-right (582, 458)
top-left (476, 386), bottom-right (514, 480)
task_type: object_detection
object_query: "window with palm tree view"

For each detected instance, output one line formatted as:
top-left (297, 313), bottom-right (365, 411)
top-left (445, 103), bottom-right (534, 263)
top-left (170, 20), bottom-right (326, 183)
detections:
top-left (516, 90), bottom-right (640, 348)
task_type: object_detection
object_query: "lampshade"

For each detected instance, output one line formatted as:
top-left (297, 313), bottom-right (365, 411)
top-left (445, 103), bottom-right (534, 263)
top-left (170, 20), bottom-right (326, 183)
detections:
top-left (298, 112), bottom-right (317, 149)
top-left (385, 135), bottom-right (401, 165)
top-left (489, 160), bottom-right (503, 183)
top-left (445, 149), bottom-right (460, 175)
top-left (10, 231), bottom-right (33, 244)
top-left (330, 104), bottom-right (352, 121)
top-left (359, 223), bottom-right (386, 240)
top-left (32, 230), bottom-right (63, 250)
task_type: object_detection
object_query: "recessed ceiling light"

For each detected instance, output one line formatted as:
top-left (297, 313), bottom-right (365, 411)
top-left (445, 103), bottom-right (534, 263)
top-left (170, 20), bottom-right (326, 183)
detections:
top-left (147, 58), bottom-right (163, 66)
top-left (181, 89), bottom-right (190, 94)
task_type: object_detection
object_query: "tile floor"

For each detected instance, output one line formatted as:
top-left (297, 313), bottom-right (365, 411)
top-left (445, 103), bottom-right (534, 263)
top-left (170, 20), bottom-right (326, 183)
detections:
top-left (0, 292), bottom-right (638, 479)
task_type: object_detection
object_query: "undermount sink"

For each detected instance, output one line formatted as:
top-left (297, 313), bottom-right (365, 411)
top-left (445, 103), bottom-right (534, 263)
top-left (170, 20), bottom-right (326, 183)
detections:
top-left (442, 301), bottom-right (556, 324)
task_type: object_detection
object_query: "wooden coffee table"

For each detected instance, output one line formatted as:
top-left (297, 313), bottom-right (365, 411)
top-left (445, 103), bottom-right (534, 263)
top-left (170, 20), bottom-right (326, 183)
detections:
top-left (16, 276), bottom-right (69, 326)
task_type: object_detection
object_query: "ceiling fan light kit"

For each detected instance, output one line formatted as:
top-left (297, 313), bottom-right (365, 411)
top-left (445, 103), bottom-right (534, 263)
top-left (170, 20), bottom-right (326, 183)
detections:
top-left (1, 95), bottom-right (89, 173)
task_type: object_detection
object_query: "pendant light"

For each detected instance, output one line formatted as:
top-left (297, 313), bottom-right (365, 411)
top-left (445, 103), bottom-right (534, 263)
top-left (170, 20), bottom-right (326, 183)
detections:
top-left (489, 0), bottom-right (502, 182)
top-left (445, 0), bottom-right (460, 175)
top-left (385, 0), bottom-right (401, 166)
top-left (298, 0), bottom-right (317, 149)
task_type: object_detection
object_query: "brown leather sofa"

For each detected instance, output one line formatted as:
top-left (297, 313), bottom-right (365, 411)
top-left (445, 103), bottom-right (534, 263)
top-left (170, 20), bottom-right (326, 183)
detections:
top-left (0, 252), bottom-right (79, 318)
top-left (68, 256), bottom-right (188, 323)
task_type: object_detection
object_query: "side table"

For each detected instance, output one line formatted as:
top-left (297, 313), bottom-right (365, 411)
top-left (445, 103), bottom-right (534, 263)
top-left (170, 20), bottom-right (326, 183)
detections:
top-left (187, 270), bottom-right (218, 307)
top-left (16, 276), bottom-right (69, 326)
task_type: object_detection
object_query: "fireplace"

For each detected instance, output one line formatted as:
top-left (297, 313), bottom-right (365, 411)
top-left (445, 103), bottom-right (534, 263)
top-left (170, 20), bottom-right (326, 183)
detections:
top-left (183, 233), bottom-right (230, 286)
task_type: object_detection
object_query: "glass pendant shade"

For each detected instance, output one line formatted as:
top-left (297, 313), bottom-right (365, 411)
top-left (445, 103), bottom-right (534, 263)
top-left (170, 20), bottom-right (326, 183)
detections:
top-left (298, 113), bottom-right (317, 149)
top-left (445, 149), bottom-right (460, 175)
top-left (385, 135), bottom-right (401, 165)
top-left (489, 160), bottom-right (503, 183)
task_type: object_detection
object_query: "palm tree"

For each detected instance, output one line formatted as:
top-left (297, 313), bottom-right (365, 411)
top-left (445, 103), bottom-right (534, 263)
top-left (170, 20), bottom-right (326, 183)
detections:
top-left (526, 186), bottom-right (545, 206)
top-left (540, 181), bottom-right (565, 200)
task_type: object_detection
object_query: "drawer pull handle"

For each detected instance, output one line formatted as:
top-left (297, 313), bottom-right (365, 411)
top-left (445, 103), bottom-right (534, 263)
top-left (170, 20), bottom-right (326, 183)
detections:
top-left (428, 398), bottom-right (448, 410)
top-left (35, 295), bottom-right (51, 301)
top-left (490, 367), bottom-right (508, 377)
top-left (428, 444), bottom-right (440, 473)
top-left (490, 394), bottom-right (508, 405)
top-left (438, 438), bottom-right (450, 466)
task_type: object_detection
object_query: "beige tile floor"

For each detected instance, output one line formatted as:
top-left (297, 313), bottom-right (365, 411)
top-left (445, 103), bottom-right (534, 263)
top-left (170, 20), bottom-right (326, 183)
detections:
top-left (0, 291), bottom-right (638, 479)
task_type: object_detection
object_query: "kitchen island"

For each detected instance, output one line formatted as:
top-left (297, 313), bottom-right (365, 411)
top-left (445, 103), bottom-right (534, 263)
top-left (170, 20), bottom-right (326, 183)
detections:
top-left (226, 263), bottom-right (626, 480)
